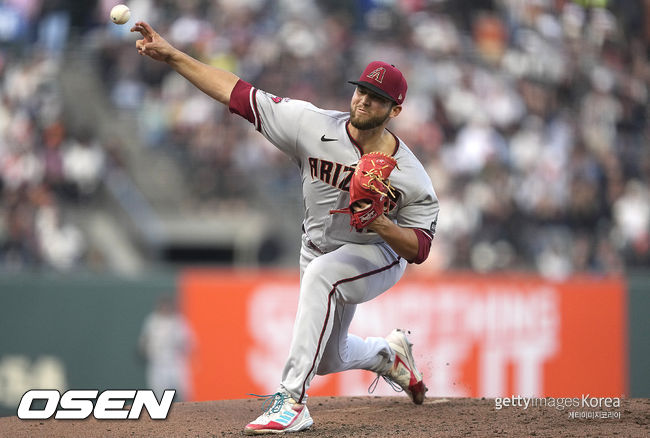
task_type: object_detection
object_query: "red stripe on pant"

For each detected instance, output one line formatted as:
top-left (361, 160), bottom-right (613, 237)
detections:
top-left (298, 257), bottom-right (401, 403)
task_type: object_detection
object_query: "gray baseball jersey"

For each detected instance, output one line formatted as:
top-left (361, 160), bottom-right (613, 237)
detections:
top-left (230, 81), bottom-right (439, 254)
top-left (229, 79), bottom-right (439, 404)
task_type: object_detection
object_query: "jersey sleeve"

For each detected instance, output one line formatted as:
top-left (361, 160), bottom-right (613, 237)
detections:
top-left (229, 79), bottom-right (314, 161)
top-left (396, 187), bottom-right (439, 239)
top-left (411, 228), bottom-right (433, 264)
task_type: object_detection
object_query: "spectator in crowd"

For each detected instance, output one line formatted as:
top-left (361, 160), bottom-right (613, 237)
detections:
top-left (61, 129), bottom-right (106, 199)
top-left (0, 17), bottom-right (98, 270)
top-left (1, 0), bottom-right (649, 275)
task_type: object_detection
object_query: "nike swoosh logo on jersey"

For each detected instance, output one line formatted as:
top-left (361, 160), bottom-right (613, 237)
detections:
top-left (320, 135), bottom-right (338, 142)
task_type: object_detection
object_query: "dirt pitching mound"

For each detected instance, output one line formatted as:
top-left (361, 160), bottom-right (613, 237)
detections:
top-left (1, 396), bottom-right (648, 437)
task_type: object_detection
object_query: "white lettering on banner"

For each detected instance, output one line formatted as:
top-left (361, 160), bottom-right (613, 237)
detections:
top-left (17, 389), bottom-right (175, 420)
top-left (0, 356), bottom-right (67, 408)
top-left (349, 285), bottom-right (560, 398)
top-left (245, 282), bottom-right (560, 399)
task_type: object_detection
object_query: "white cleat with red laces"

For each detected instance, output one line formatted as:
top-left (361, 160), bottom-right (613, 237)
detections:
top-left (244, 390), bottom-right (313, 435)
top-left (383, 328), bottom-right (427, 404)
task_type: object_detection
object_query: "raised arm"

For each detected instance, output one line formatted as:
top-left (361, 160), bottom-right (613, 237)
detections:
top-left (130, 21), bottom-right (239, 106)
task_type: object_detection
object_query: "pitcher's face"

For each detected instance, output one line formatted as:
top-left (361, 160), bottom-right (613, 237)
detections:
top-left (349, 86), bottom-right (395, 130)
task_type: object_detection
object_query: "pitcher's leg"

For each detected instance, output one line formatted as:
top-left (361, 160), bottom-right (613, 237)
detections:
top-left (280, 254), bottom-right (337, 403)
top-left (281, 243), bottom-right (405, 403)
top-left (316, 302), bottom-right (392, 375)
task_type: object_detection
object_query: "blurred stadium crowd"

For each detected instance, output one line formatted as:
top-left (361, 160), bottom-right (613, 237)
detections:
top-left (0, 0), bottom-right (649, 277)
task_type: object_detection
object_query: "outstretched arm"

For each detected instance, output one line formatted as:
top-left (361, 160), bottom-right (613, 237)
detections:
top-left (130, 21), bottom-right (239, 106)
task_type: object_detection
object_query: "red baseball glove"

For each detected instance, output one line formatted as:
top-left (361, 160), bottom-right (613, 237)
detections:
top-left (330, 152), bottom-right (398, 231)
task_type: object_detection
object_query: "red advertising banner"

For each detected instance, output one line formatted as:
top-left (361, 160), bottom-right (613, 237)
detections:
top-left (180, 270), bottom-right (627, 401)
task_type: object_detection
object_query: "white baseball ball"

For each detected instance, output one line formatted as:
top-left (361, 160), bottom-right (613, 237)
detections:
top-left (110, 4), bottom-right (131, 25)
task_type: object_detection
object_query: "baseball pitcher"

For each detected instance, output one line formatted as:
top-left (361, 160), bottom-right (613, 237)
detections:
top-left (132, 20), bottom-right (439, 435)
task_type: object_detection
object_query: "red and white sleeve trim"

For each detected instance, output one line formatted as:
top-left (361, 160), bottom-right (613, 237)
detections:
top-left (228, 79), bottom-right (261, 131)
top-left (410, 228), bottom-right (433, 265)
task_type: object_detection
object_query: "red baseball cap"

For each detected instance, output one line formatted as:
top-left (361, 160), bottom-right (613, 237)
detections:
top-left (349, 61), bottom-right (407, 105)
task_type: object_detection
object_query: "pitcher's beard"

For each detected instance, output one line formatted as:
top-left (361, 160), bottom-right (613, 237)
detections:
top-left (350, 106), bottom-right (391, 130)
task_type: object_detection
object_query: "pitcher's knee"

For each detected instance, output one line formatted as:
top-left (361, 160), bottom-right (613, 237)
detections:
top-left (303, 257), bottom-right (335, 282)
top-left (304, 255), bottom-right (358, 285)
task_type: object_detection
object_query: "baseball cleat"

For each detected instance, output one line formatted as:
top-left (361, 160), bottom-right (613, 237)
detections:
top-left (383, 328), bottom-right (427, 404)
top-left (244, 390), bottom-right (313, 435)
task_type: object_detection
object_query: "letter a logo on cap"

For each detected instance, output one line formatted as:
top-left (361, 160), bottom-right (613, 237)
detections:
top-left (366, 67), bottom-right (386, 84)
